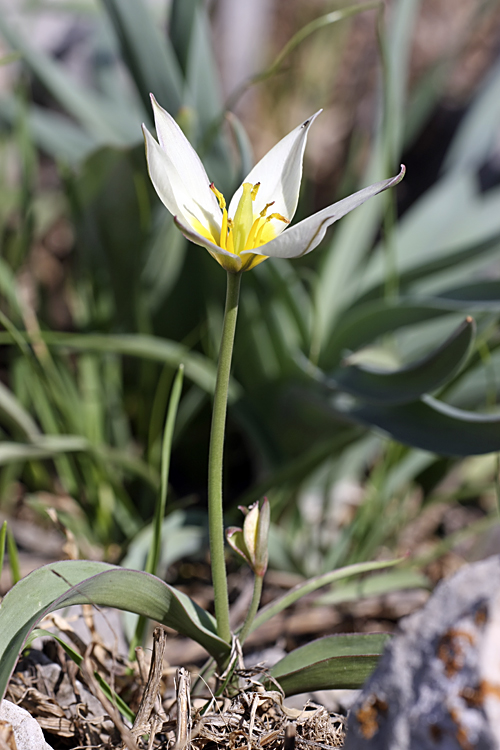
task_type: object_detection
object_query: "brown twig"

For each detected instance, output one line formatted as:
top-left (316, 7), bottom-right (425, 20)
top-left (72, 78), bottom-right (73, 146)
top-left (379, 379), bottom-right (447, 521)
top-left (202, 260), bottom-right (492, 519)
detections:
top-left (132, 627), bottom-right (167, 739)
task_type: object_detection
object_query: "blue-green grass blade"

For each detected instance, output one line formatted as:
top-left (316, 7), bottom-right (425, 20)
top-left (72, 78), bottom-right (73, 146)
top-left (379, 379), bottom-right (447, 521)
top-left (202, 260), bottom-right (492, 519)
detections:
top-left (250, 559), bottom-right (402, 634)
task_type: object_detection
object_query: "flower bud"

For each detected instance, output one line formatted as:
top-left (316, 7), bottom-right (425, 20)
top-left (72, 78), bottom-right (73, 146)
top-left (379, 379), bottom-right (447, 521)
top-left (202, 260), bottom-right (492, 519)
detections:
top-left (226, 498), bottom-right (270, 577)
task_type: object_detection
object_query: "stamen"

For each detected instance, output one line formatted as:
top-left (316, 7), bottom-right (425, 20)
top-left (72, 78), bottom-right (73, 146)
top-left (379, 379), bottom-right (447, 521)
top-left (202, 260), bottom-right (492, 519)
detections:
top-left (259, 202), bottom-right (275, 218)
top-left (253, 213), bottom-right (290, 247)
top-left (244, 217), bottom-right (263, 251)
top-left (251, 183), bottom-right (261, 201)
top-left (268, 212), bottom-right (289, 225)
top-left (210, 182), bottom-right (226, 210)
top-left (220, 209), bottom-right (228, 250)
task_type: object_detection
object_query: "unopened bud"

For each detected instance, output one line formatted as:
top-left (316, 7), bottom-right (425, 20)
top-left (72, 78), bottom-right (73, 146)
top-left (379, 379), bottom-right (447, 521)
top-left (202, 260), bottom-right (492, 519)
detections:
top-left (226, 498), bottom-right (270, 577)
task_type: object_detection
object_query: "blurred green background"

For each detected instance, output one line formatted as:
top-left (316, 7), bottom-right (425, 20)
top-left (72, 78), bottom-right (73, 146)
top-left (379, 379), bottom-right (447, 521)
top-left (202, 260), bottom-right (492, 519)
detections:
top-left (0, 0), bottom-right (499, 588)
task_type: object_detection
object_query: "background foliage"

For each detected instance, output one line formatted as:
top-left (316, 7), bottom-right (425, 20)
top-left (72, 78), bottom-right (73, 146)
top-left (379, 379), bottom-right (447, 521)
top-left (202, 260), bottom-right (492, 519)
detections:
top-left (0, 0), bottom-right (499, 589)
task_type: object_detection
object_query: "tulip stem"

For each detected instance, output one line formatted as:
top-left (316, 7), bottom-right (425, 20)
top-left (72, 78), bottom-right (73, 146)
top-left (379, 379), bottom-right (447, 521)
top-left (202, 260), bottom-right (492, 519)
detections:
top-left (208, 270), bottom-right (241, 646)
top-left (238, 574), bottom-right (263, 645)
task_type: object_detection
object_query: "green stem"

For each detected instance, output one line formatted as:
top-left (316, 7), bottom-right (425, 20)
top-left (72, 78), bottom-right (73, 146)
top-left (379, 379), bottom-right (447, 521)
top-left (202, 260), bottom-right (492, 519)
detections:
top-left (208, 271), bottom-right (242, 644)
top-left (238, 574), bottom-right (263, 645)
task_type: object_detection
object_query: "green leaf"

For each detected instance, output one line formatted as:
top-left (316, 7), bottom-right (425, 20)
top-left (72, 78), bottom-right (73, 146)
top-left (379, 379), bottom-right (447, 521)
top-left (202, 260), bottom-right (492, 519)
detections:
top-left (101, 0), bottom-right (183, 117)
top-left (0, 522), bottom-right (7, 582)
top-left (250, 558), bottom-right (402, 634)
top-left (0, 380), bottom-right (41, 439)
top-left (0, 96), bottom-right (97, 164)
top-left (6, 529), bottom-right (20, 585)
top-left (314, 0), bottom-right (420, 346)
top-left (327, 317), bottom-right (475, 404)
top-left (270, 633), bottom-right (390, 695)
top-left (436, 280), bottom-right (500, 308)
top-left (316, 568), bottom-right (430, 605)
top-left (322, 301), bottom-right (456, 368)
top-left (0, 14), bottom-right (136, 145)
top-left (444, 58), bottom-right (500, 173)
top-left (359, 179), bottom-right (500, 303)
top-left (340, 394), bottom-right (500, 456)
top-left (0, 331), bottom-right (232, 398)
top-left (0, 435), bottom-right (89, 465)
top-left (0, 560), bottom-right (231, 700)
top-left (169, 0), bottom-right (200, 73)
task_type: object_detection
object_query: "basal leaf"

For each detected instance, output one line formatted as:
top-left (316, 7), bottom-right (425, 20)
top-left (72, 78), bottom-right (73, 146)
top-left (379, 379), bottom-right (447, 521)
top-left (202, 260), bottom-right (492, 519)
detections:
top-left (270, 633), bottom-right (390, 695)
top-left (328, 317), bottom-right (474, 404)
top-left (0, 561), bottom-right (230, 700)
top-left (322, 301), bottom-right (455, 368)
top-left (339, 394), bottom-right (500, 456)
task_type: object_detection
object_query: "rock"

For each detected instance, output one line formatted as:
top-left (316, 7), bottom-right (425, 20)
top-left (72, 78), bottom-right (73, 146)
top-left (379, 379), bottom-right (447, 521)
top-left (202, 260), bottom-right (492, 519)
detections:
top-left (344, 555), bottom-right (500, 750)
top-left (0, 700), bottom-right (54, 750)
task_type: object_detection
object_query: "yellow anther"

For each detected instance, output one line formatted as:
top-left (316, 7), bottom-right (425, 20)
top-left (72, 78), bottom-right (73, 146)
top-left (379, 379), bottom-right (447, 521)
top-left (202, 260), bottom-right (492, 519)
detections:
top-left (268, 212), bottom-right (289, 225)
top-left (259, 202), bottom-right (275, 218)
top-left (253, 212), bottom-right (290, 248)
top-left (251, 183), bottom-right (261, 201)
top-left (210, 182), bottom-right (226, 210)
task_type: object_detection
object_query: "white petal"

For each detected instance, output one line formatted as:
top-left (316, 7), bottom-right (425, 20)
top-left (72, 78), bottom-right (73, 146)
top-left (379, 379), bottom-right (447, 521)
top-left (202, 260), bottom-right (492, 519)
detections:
top-left (173, 216), bottom-right (242, 273)
top-left (145, 96), bottom-right (221, 237)
top-left (228, 111), bottom-right (321, 233)
top-left (241, 167), bottom-right (406, 259)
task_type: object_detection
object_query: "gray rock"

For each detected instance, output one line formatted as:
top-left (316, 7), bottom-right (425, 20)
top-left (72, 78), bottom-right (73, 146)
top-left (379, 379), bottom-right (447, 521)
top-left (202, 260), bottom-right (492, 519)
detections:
top-left (344, 555), bottom-right (500, 750)
top-left (0, 700), bottom-right (54, 750)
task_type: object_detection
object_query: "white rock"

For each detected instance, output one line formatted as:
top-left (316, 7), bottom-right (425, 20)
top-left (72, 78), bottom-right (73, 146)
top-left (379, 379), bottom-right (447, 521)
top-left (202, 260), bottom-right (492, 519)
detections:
top-left (0, 700), bottom-right (53, 750)
top-left (344, 555), bottom-right (500, 750)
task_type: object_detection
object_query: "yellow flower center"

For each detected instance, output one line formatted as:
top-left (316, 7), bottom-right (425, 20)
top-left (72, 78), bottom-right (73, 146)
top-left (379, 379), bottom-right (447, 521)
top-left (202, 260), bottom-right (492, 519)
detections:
top-left (209, 182), bottom-right (289, 257)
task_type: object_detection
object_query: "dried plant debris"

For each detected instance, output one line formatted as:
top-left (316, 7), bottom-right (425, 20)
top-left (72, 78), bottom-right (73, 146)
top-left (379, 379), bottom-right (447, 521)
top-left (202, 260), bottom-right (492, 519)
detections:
top-left (6, 616), bottom-right (345, 749)
top-left (185, 682), bottom-right (346, 749)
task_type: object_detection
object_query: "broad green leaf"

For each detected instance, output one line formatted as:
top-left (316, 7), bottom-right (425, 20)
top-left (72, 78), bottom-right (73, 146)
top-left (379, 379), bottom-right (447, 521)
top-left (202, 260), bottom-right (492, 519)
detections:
top-left (327, 317), bottom-right (474, 404)
top-left (185, 4), bottom-right (233, 191)
top-left (0, 560), bottom-right (231, 700)
top-left (359, 180), bottom-right (500, 301)
top-left (101, 0), bottom-right (183, 117)
top-left (436, 280), bottom-right (500, 308)
top-left (250, 558), bottom-right (402, 634)
top-left (169, 0), bottom-right (200, 73)
top-left (322, 301), bottom-right (455, 368)
top-left (444, 57), bottom-right (500, 173)
top-left (356, 230), bottom-right (500, 306)
top-left (0, 96), bottom-right (97, 164)
top-left (317, 568), bottom-right (430, 605)
top-left (270, 633), bottom-right (390, 695)
top-left (314, 0), bottom-right (420, 345)
top-left (0, 14), bottom-right (136, 145)
top-left (340, 394), bottom-right (500, 456)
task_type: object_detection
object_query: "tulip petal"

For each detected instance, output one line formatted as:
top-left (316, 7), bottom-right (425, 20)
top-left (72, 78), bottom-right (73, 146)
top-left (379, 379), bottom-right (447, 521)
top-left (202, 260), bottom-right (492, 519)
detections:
top-left (242, 166), bottom-right (406, 260)
top-left (228, 111), bottom-right (322, 235)
top-left (173, 216), bottom-right (242, 273)
top-left (144, 96), bottom-right (222, 238)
